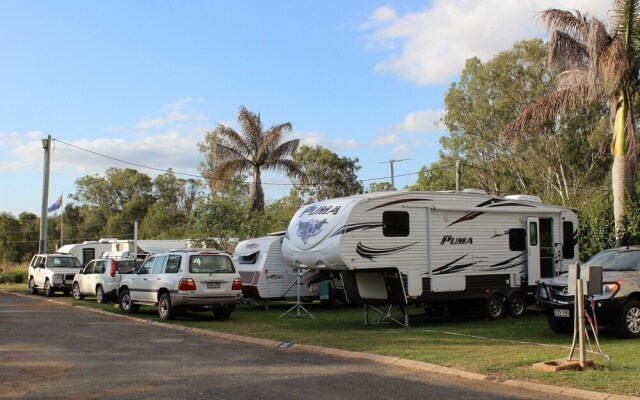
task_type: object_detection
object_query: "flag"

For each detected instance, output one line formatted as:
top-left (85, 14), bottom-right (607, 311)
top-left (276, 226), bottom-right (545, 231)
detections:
top-left (47, 195), bottom-right (63, 213)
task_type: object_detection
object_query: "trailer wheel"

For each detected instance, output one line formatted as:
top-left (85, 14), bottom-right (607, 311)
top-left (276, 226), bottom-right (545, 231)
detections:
top-left (483, 294), bottom-right (504, 320)
top-left (507, 293), bottom-right (527, 318)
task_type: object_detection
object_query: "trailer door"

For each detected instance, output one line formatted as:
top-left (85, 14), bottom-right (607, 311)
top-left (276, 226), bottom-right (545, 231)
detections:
top-left (526, 217), bottom-right (541, 285)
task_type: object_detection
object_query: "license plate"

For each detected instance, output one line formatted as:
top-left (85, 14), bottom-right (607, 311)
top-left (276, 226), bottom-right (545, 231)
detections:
top-left (207, 282), bottom-right (221, 289)
top-left (554, 309), bottom-right (570, 318)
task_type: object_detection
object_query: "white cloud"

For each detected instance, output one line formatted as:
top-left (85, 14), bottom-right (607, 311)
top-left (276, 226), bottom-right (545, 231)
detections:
top-left (372, 133), bottom-right (399, 147)
top-left (296, 131), bottom-right (361, 151)
top-left (395, 109), bottom-right (444, 133)
top-left (363, 0), bottom-right (611, 86)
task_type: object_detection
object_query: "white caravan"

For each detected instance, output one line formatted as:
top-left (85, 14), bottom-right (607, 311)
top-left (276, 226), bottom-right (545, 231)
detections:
top-left (233, 232), bottom-right (323, 301)
top-left (57, 239), bottom-right (118, 267)
top-left (282, 191), bottom-right (578, 323)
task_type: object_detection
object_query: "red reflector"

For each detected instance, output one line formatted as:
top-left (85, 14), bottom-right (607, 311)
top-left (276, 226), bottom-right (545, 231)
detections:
top-left (231, 278), bottom-right (242, 291)
top-left (179, 278), bottom-right (196, 291)
top-left (110, 259), bottom-right (116, 277)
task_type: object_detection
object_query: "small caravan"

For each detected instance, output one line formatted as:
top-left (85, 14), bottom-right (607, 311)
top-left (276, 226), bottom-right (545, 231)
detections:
top-left (282, 191), bottom-right (578, 323)
top-left (57, 239), bottom-right (117, 267)
top-left (233, 232), bottom-right (322, 301)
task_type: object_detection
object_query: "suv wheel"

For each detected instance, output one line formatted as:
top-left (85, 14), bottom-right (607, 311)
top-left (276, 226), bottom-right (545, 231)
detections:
top-left (547, 315), bottom-right (572, 334)
top-left (159, 293), bottom-right (175, 320)
top-left (483, 294), bottom-right (504, 320)
top-left (72, 283), bottom-right (85, 300)
top-left (28, 278), bottom-right (38, 295)
top-left (213, 309), bottom-right (232, 320)
top-left (96, 286), bottom-right (106, 304)
top-left (44, 280), bottom-right (54, 297)
top-left (507, 293), bottom-right (526, 318)
top-left (119, 289), bottom-right (139, 314)
top-left (614, 300), bottom-right (640, 339)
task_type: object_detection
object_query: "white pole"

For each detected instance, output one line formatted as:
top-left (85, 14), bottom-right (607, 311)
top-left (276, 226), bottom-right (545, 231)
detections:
top-left (577, 279), bottom-right (586, 368)
top-left (60, 192), bottom-right (63, 246)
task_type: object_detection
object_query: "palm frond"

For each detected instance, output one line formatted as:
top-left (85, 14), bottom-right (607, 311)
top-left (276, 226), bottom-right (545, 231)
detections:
top-left (267, 138), bottom-right (300, 161)
top-left (587, 17), bottom-right (615, 89)
top-left (600, 38), bottom-right (630, 94)
top-left (539, 9), bottom-right (589, 39)
top-left (548, 30), bottom-right (588, 70)
top-left (263, 159), bottom-right (306, 183)
top-left (213, 125), bottom-right (251, 157)
top-left (209, 158), bottom-right (252, 190)
top-left (502, 85), bottom-right (591, 138)
top-left (556, 70), bottom-right (588, 91)
top-left (237, 106), bottom-right (262, 154)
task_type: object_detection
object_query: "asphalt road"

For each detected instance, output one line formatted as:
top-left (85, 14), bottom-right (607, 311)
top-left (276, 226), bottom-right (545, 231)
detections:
top-left (0, 293), bottom-right (579, 400)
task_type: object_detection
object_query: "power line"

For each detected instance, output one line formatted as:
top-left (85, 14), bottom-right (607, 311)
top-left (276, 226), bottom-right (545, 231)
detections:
top-left (53, 138), bottom-right (426, 186)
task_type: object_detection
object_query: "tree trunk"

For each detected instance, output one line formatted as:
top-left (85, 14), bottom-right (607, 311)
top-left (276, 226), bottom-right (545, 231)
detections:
top-left (251, 168), bottom-right (265, 213)
top-left (612, 155), bottom-right (632, 245)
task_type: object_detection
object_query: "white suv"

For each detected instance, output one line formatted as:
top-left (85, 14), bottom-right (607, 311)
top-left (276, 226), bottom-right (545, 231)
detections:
top-left (72, 257), bottom-right (136, 303)
top-left (28, 253), bottom-right (82, 297)
top-left (117, 249), bottom-right (243, 320)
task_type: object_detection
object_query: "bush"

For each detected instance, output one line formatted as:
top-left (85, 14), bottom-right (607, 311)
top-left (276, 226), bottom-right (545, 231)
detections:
top-left (12, 269), bottom-right (26, 284)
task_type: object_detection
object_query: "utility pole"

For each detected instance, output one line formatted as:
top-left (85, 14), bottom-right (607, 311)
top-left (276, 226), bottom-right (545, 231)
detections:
top-left (39, 135), bottom-right (52, 253)
top-left (380, 159), bottom-right (410, 190)
top-left (455, 160), bottom-right (461, 191)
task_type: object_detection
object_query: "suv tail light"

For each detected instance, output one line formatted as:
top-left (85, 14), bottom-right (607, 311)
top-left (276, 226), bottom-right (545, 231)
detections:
top-left (179, 278), bottom-right (196, 291)
top-left (231, 278), bottom-right (242, 291)
top-left (110, 259), bottom-right (116, 277)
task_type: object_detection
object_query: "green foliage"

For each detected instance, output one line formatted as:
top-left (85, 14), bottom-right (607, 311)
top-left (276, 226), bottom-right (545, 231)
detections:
top-left (293, 145), bottom-right (363, 201)
top-left (12, 269), bottom-right (26, 283)
top-left (410, 164), bottom-right (456, 191)
top-left (366, 181), bottom-right (393, 193)
top-left (574, 190), bottom-right (616, 261)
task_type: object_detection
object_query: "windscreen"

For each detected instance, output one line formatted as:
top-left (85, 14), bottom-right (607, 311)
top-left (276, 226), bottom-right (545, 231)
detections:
top-left (586, 250), bottom-right (640, 271)
top-left (47, 256), bottom-right (82, 268)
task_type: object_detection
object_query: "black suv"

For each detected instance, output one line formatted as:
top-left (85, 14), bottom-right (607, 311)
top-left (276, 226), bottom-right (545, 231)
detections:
top-left (536, 246), bottom-right (640, 338)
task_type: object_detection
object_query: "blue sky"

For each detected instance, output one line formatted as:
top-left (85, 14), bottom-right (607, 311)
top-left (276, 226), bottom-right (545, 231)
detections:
top-left (0, 0), bottom-right (608, 217)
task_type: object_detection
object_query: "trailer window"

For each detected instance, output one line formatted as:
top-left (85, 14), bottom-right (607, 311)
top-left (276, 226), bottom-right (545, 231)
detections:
top-left (383, 211), bottom-right (410, 237)
top-left (238, 252), bottom-right (259, 264)
top-left (563, 221), bottom-right (575, 259)
top-left (509, 229), bottom-right (526, 251)
top-left (529, 222), bottom-right (538, 246)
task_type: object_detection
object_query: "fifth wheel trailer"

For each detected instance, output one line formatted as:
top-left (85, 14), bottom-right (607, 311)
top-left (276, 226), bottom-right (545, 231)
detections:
top-left (281, 190), bottom-right (578, 324)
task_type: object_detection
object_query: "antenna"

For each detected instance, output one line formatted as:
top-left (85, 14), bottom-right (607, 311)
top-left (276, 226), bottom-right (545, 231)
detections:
top-left (379, 159), bottom-right (410, 190)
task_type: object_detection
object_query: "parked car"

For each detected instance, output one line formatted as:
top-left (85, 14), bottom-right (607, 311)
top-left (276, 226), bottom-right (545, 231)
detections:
top-left (117, 249), bottom-right (243, 320)
top-left (536, 246), bottom-right (640, 338)
top-left (28, 253), bottom-right (82, 297)
top-left (72, 257), bottom-right (136, 303)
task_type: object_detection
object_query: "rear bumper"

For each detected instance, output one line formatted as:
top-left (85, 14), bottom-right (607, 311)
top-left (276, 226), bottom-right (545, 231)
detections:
top-left (172, 293), bottom-right (244, 307)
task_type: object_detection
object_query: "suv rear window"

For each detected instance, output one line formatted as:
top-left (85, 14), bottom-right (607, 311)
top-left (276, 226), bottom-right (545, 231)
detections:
top-left (189, 255), bottom-right (235, 273)
top-left (116, 260), bottom-right (136, 274)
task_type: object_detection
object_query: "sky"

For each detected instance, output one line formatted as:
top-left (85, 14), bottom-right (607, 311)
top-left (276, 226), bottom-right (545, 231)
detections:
top-left (0, 0), bottom-right (610, 217)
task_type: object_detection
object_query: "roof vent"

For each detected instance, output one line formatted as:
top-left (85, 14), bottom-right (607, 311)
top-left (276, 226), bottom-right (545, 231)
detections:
top-left (461, 188), bottom-right (487, 194)
top-left (505, 194), bottom-right (542, 203)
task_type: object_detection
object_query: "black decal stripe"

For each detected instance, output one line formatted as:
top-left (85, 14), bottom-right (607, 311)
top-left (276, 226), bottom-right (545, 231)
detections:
top-left (432, 263), bottom-right (474, 275)
top-left (331, 223), bottom-right (383, 237)
top-left (475, 198), bottom-right (505, 207)
top-left (356, 241), bottom-right (419, 260)
top-left (432, 254), bottom-right (468, 274)
top-left (489, 252), bottom-right (526, 268)
top-left (487, 202), bottom-right (535, 208)
top-left (365, 198), bottom-right (431, 212)
top-left (447, 211), bottom-right (484, 227)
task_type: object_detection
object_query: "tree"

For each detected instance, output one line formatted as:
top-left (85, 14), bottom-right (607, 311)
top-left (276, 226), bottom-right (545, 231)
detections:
top-left (442, 39), bottom-right (609, 202)
top-left (0, 213), bottom-right (22, 263)
top-left (293, 145), bottom-right (363, 202)
top-left (366, 181), bottom-right (394, 192)
top-left (200, 106), bottom-right (305, 213)
top-left (70, 168), bottom-right (154, 212)
top-left (504, 4), bottom-right (640, 243)
top-left (410, 164), bottom-right (457, 192)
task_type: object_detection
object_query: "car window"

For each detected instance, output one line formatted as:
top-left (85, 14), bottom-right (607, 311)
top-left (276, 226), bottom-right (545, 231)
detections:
top-left (165, 255), bottom-right (181, 273)
top-left (586, 250), bottom-right (640, 271)
top-left (96, 261), bottom-right (106, 274)
top-left (116, 260), bottom-right (136, 274)
top-left (190, 255), bottom-right (235, 273)
top-left (152, 256), bottom-right (167, 274)
top-left (83, 262), bottom-right (96, 274)
top-left (138, 256), bottom-right (155, 275)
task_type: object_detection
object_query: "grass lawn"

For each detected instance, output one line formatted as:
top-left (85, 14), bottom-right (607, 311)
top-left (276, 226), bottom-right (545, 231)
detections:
top-left (3, 283), bottom-right (639, 396)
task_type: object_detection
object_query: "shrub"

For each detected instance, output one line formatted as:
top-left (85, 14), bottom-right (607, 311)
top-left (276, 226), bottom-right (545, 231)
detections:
top-left (12, 269), bottom-right (26, 284)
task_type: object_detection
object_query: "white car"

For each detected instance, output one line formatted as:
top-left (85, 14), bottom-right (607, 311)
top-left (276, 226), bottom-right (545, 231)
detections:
top-left (117, 249), bottom-right (243, 320)
top-left (72, 257), bottom-right (136, 303)
top-left (28, 253), bottom-right (82, 297)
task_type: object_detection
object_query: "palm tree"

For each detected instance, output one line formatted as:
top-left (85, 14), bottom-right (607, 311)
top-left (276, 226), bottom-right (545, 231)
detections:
top-left (209, 106), bottom-right (305, 213)
top-left (503, 1), bottom-right (640, 244)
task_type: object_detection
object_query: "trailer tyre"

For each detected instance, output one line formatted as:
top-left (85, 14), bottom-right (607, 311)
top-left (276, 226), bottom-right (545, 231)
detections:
top-left (507, 293), bottom-right (527, 318)
top-left (483, 294), bottom-right (504, 320)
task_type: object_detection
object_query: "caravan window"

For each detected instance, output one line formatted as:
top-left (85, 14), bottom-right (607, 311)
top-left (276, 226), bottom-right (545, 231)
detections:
top-left (563, 221), bottom-right (575, 259)
top-left (509, 229), bottom-right (526, 251)
top-left (238, 252), bottom-right (259, 264)
top-left (383, 211), bottom-right (410, 237)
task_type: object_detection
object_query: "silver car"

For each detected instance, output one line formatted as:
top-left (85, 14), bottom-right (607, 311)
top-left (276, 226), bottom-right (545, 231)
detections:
top-left (537, 246), bottom-right (640, 338)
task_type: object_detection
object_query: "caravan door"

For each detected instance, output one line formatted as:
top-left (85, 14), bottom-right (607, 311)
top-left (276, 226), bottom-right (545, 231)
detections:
top-left (526, 217), bottom-right (541, 285)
